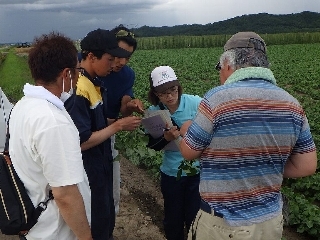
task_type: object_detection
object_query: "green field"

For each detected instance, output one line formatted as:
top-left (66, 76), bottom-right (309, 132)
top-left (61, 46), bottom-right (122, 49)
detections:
top-left (1, 42), bottom-right (320, 239)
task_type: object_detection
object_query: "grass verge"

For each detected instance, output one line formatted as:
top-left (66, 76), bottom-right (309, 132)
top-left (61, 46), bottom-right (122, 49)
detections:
top-left (0, 48), bottom-right (32, 102)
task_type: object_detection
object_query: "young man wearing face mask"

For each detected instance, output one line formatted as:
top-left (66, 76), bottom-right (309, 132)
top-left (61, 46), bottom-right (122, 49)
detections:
top-left (98, 25), bottom-right (144, 216)
top-left (9, 32), bottom-right (92, 240)
top-left (64, 28), bottom-right (142, 240)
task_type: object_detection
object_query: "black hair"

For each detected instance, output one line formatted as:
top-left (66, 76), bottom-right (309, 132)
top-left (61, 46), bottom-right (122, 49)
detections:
top-left (28, 32), bottom-right (77, 84)
top-left (111, 24), bottom-right (137, 52)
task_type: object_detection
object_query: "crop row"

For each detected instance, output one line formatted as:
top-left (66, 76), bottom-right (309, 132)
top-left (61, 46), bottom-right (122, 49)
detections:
top-left (136, 32), bottom-right (320, 50)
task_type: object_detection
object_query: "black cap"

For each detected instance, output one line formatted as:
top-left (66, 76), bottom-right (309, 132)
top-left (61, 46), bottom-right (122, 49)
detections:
top-left (80, 28), bottom-right (130, 58)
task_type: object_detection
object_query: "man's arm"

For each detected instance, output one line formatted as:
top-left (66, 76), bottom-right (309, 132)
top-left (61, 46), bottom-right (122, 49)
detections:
top-left (180, 138), bottom-right (203, 160)
top-left (51, 185), bottom-right (92, 240)
top-left (179, 120), bottom-right (204, 160)
top-left (283, 151), bottom-right (317, 178)
top-left (80, 115), bottom-right (141, 151)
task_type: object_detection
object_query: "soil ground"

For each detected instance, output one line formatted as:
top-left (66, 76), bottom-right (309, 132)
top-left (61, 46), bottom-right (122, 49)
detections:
top-left (0, 156), bottom-right (313, 240)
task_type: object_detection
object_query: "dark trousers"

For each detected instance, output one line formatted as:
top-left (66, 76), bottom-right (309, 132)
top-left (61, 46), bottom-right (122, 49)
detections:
top-left (160, 171), bottom-right (200, 240)
top-left (84, 158), bottom-right (115, 240)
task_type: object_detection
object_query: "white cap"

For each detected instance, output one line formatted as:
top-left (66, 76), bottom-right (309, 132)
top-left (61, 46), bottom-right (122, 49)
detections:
top-left (150, 66), bottom-right (179, 92)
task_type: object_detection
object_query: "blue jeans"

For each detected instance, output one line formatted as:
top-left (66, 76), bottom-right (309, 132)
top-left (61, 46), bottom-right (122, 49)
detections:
top-left (161, 171), bottom-right (200, 240)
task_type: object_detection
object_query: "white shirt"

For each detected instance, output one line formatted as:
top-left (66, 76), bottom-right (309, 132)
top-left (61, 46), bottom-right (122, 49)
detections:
top-left (9, 84), bottom-right (91, 240)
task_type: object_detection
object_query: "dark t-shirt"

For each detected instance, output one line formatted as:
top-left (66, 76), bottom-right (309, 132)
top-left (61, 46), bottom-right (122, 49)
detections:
top-left (99, 65), bottom-right (135, 119)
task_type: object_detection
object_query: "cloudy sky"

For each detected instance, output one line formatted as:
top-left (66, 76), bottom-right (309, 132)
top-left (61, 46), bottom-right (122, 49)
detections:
top-left (0, 0), bottom-right (319, 43)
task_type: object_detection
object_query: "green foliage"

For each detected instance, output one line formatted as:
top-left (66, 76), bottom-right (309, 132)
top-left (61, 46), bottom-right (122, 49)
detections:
top-left (115, 128), bottom-right (163, 179)
top-left (177, 160), bottom-right (199, 180)
top-left (284, 173), bottom-right (320, 202)
top-left (282, 187), bottom-right (320, 239)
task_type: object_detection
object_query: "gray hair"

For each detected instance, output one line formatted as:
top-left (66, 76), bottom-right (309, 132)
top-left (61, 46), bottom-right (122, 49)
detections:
top-left (220, 39), bottom-right (270, 70)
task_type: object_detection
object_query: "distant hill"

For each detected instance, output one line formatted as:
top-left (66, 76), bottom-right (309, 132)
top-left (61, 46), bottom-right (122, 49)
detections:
top-left (131, 11), bottom-right (320, 37)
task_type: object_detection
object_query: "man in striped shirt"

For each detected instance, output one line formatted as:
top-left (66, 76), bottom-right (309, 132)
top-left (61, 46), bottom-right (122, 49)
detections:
top-left (180, 32), bottom-right (317, 240)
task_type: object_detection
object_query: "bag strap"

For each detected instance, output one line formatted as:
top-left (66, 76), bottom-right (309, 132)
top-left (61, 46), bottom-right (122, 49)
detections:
top-left (158, 102), bottom-right (180, 130)
top-left (33, 190), bottom-right (54, 220)
top-left (4, 111), bottom-right (54, 236)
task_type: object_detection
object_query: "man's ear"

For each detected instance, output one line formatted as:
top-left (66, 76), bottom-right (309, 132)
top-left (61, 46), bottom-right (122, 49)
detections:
top-left (224, 61), bottom-right (232, 71)
top-left (60, 68), bottom-right (69, 80)
top-left (87, 52), bottom-right (96, 62)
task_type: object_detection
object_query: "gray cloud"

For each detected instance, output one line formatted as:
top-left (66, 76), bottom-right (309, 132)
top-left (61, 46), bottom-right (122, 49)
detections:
top-left (0, 0), bottom-right (319, 43)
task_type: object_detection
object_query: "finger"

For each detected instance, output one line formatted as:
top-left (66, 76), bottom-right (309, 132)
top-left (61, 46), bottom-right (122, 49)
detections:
top-left (138, 106), bottom-right (144, 113)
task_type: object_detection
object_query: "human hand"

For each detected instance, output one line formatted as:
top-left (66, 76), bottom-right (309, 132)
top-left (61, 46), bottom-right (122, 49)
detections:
top-left (163, 123), bottom-right (180, 141)
top-left (126, 99), bottom-right (144, 114)
top-left (117, 116), bottom-right (142, 131)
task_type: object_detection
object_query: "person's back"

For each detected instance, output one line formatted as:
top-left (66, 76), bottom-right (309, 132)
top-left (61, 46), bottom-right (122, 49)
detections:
top-left (10, 93), bottom-right (91, 239)
top-left (9, 32), bottom-right (92, 240)
top-left (198, 76), bottom-right (308, 225)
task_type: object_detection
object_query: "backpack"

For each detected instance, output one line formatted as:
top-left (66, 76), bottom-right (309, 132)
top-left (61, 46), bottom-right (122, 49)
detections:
top-left (0, 106), bottom-right (53, 236)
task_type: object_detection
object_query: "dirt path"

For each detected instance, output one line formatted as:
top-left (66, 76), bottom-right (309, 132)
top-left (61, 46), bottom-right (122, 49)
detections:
top-left (113, 157), bottom-right (313, 240)
top-left (0, 156), bottom-right (313, 240)
top-left (113, 157), bottom-right (165, 240)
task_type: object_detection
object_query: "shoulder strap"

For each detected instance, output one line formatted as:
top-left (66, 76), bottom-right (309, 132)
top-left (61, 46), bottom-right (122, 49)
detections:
top-left (33, 190), bottom-right (54, 220)
top-left (3, 111), bottom-right (54, 233)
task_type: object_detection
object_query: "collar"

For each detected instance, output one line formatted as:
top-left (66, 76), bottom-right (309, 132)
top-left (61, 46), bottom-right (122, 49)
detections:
top-left (23, 83), bottom-right (64, 110)
top-left (224, 67), bottom-right (277, 85)
top-left (81, 69), bottom-right (105, 88)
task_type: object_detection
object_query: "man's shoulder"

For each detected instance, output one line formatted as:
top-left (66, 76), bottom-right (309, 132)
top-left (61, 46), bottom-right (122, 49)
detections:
top-left (117, 66), bottom-right (135, 80)
top-left (101, 66), bottom-right (134, 88)
top-left (122, 65), bottom-right (134, 73)
top-left (73, 75), bottom-right (102, 108)
top-left (202, 85), bottom-right (227, 99)
top-left (77, 75), bottom-right (95, 90)
top-left (104, 65), bottom-right (134, 78)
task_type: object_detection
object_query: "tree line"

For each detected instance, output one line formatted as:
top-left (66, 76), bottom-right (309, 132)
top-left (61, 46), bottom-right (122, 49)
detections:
top-left (131, 11), bottom-right (320, 37)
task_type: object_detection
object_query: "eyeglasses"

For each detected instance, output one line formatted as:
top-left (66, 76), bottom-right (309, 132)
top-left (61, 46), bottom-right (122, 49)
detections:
top-left (156, 87), bottom-right (179, 98)
top-left (115, 30), bottom-right (135, 38)
top-left (215, 62), bottom-right (221, 71)
top-left (72, 67), bottom-right (84, 76)
top-left (72, 67), bottom-right (84, 73)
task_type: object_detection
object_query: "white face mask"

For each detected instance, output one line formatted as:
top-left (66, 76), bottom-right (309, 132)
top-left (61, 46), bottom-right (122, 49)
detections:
top-left (60, 71), bottom-right (73, 102)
